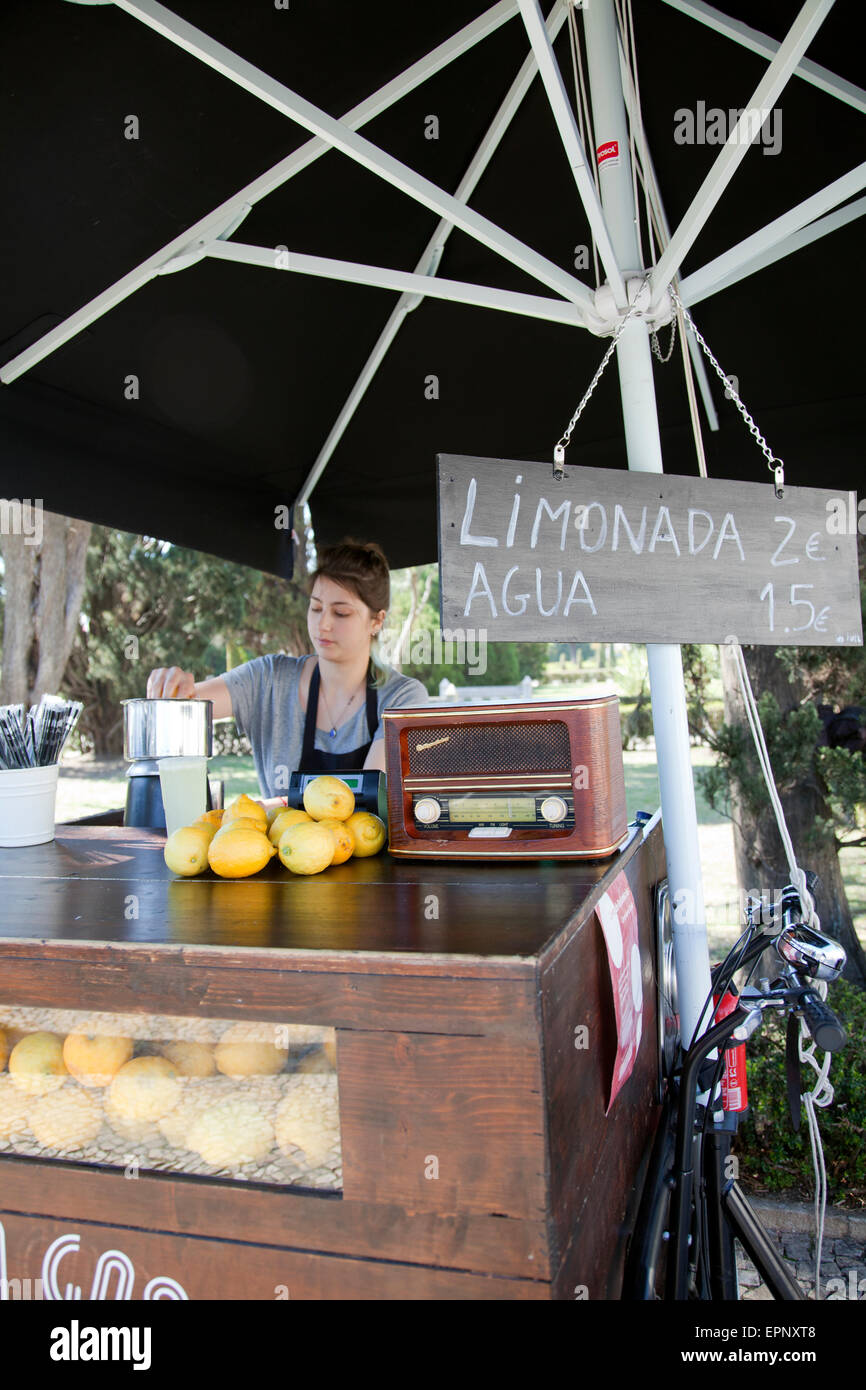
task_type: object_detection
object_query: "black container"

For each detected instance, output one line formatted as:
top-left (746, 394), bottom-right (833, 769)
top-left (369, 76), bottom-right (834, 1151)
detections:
top-left (124, 765), bottom-right (213, 832)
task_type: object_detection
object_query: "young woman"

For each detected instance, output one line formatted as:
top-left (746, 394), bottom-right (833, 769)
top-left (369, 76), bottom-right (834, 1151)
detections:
top-left (145, 540), bottom-right (428, 796)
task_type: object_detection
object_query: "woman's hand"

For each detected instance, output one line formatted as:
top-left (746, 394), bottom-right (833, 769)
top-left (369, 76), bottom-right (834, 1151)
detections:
top-left (147, 667), bottom-right (196, 699)
top-left (146, 668), bottom-right (234, 720)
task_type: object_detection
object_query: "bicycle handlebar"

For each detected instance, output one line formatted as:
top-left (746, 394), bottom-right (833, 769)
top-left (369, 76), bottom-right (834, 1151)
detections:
top-left (797, 985), bottom-right (847, 1053)
top-left (708, 875), bottom-right (847, 1054)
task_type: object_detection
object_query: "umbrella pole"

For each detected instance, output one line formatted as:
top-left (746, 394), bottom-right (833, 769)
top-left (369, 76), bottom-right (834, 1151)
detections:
top-left (582, 0), bottom-right (713, 1046)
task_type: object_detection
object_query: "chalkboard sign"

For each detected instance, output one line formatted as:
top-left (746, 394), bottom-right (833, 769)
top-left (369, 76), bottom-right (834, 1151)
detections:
top-left (437, 455), bottom-right (863, 646)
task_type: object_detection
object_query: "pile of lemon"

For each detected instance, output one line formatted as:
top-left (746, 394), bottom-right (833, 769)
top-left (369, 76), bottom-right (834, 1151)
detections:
top-left (163, 775), bottom-right (386, 879)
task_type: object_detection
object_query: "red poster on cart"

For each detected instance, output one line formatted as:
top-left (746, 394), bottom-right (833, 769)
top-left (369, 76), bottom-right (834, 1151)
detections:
top-left (595, 872), bottom-right (643, 1113)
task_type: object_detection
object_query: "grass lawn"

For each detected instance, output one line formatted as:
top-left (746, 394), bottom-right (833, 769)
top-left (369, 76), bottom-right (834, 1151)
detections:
top-left (56, 745), bottom-right (865, 958)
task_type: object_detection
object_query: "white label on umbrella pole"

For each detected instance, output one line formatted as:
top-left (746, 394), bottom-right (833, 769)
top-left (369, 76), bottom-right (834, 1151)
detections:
top-left (437, 455), bottom-right (863, 646)
top-left (596, 139), bottom-right (620, 168)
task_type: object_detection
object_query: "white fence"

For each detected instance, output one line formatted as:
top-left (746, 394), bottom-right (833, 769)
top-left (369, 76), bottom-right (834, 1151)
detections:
top-left (425, 675), bottom-right (537, 705)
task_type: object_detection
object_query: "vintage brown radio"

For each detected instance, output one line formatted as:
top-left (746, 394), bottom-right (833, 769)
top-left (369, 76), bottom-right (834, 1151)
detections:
top-left (383, 696), bottom-right (628, 859)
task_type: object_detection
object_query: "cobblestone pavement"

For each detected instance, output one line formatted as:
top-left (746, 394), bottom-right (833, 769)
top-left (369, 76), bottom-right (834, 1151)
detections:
top-left (736, 1200), bottom-right (866, 1301)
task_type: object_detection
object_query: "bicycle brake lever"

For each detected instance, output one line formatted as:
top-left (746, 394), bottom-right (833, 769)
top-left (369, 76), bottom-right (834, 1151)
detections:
top-left (730, 1007), bottom-right (764, 1042)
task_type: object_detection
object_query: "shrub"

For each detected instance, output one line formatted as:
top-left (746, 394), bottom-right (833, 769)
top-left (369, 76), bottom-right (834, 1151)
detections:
top-left (733, 978), bottom-right (866, 1208)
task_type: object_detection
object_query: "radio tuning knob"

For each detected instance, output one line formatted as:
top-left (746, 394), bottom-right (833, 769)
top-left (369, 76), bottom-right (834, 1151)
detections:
top-left (540, 795), bottom-right (568, 824)
top-left (414, 798), bottom-right (442, 825)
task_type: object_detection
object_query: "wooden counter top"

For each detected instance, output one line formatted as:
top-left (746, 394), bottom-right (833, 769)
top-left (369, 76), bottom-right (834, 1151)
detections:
top-left (0, 823), bottom-right (644, 965)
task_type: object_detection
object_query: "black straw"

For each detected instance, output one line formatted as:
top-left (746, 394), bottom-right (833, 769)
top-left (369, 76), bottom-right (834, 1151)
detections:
top-left (0, 697), bottom-right (83, 771)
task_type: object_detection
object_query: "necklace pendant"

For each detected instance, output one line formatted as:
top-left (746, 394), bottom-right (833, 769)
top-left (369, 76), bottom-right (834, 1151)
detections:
top-left (329, 728), bottom-right (337, 739)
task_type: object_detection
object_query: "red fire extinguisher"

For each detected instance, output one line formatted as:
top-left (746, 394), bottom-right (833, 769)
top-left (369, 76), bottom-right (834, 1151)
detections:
top-left (714, 989), bottom-right (749, 1113)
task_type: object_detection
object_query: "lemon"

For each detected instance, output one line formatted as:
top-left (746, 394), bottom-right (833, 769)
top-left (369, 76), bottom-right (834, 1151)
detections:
top-left (110, 1056), bottom-right (181, 1121)
top-left (277, 820), bottom-right (336, 875)
top-left (62, 1033), bottom-right (134, 1088)
top-left (345, 810), bottom-right (387, 857)
top-left (208, 825), bottom-right (277, 878)
top-left (303, 775), bottom-right (355, 822)
top-left (214, 1027), bottom-right (288, 1077)
top-left (268, 807), bottom-right (313, 846)
top-left (211, 816), bottom-right (265, 839)
top-left (317, 817), bottom-right (354, 866)
top-left (191, 821), bottom-right (219, 845)
top-left (158, 1040), bottom-right (216, 1077)
top-left (29, 1088), bottom-right (103, 1152)
top-left (194, 808), bottom-right (225, 829)
top-left (164, 824), bottom-right (213, 876)
top-left (222, 794), bottom-right (268, 829)
top-left (8, 1032), bottom-right (68, 1095)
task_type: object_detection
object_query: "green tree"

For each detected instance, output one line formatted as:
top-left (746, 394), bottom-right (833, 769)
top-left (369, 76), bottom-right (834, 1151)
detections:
top-left (64, 528), bottom-right (309, 753)
top-left (695, 538), bottom-right (866, 987)
top-left (0, 510), bottom-right (91, 705)
top-left (388, 564), bottom-right (550, 692)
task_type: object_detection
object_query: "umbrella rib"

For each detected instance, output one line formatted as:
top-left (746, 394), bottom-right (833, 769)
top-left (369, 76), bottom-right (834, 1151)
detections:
top-left (649, 0), bottom-right (836, 309)
top-left (0, 0), bottom-right (519, 384)
top-left (516, 0), bottom-right (626, 306)
top-left (680, 160), bottom-right (866, 305)
top-left (206, 242), bottom-right (590, 330)
top-left (291, 2), bottom-right (572, 510)
top-left (681, 193), bottom-right (866, 307)
top-left (661, 0), bottom-right (866, 116)
top-left (112, 0), bottom-right (595, 314)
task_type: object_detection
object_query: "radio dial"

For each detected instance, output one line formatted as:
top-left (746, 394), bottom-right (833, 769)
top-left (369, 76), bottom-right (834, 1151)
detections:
top-left (414, 798), bottom-right (442, 825)
top-left (540, 795), bottom-right (568, 824)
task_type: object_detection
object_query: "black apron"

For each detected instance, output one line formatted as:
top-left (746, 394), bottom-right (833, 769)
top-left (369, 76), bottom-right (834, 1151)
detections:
top-left (299, 661), bottom-right (379, 773)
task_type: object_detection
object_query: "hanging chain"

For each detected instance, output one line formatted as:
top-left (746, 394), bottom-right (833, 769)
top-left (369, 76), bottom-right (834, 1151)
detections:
top-left (650, 312), bottom-right (677, 363)
top-left (669, 286), bottom-right (785, 497)
top-left (556, 286), bottom-right (785, 495)
top-left (554, 299), bottom-right (641, 477)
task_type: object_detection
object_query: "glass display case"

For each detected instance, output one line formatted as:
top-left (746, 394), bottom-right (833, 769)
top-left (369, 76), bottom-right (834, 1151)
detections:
top-left (0, 1006), bottom-right (340, 1190)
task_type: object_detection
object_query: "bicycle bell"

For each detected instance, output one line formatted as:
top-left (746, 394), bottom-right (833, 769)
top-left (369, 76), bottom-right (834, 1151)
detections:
top-left (777, 924), bottom-right (846, 982)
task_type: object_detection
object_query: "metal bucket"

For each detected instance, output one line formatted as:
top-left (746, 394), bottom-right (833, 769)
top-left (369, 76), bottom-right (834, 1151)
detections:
top-left (122, 699), bottom-right (213, 761)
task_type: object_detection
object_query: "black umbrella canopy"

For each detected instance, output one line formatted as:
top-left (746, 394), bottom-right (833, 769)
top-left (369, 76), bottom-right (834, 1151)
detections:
top-left (1, 0), bottom-right (863, 575)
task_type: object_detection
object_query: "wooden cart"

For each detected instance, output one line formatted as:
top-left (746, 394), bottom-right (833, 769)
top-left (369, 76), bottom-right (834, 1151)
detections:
top-left (0, 815), bottom-right (665, 1300)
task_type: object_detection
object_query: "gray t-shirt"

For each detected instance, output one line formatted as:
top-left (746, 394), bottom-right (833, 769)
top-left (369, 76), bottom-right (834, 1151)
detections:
top-left (221, 653), bottom-right (428, 797)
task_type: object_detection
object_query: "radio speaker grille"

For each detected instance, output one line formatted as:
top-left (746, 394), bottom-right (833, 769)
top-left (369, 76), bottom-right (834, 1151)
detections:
top-left (407, 720), bottom-right (571, 776)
